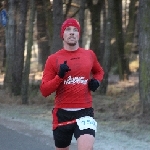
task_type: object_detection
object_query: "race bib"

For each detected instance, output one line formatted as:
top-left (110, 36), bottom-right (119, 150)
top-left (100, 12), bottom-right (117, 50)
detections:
top-left (76, 116), bottom-right (97, 132)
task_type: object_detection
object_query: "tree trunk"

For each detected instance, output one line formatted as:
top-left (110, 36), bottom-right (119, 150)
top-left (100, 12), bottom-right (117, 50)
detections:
top-left (12, 0), bottom-right (27, 95)
top-left (79, 0), bottom-right (86, 47)
top-left (87, 0), bottom-right (104, 63)
top-left (42, 0), bottom-right (53, 51)
top-left (114, 0), bottom-right (125, 80)
top-left (4, 0), bottom-right (16, 93)
top-left (124, 0), bottom-right (138, 79)
top-left (21, 0), bottom-right (35, 104)
top-left (0, 27), bottom-right (5, 73)
top-left (138, 0), bottom-right (150, 115)
top-left (51, 0), bottom-right (63, 53)
top-left (99, 0), bottom-right (113, 94)
top-left (37, 0), bottom-right (50, 71)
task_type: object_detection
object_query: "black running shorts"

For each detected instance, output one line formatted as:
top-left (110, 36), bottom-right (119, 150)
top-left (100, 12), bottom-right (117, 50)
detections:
top-left (52, 107), bottom-right (95, 148)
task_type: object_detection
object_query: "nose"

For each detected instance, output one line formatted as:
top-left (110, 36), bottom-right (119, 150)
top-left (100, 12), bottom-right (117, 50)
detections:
top-left (69, 28), bottom-right (76, 34)
top-left (69, 29), bottom-right (75, 35)
top-left (70, 32), bottom-right (74, 35)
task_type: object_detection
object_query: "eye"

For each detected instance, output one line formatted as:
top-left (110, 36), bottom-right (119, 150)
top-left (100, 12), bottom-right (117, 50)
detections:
top-left (74, 28), bottom-right (78, 32)
top-left (65, 27), bottom-right (71, 31)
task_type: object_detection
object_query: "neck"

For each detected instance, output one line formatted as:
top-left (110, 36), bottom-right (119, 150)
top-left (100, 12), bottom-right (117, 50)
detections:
top-left (63, 43), bottom-right (79, 51)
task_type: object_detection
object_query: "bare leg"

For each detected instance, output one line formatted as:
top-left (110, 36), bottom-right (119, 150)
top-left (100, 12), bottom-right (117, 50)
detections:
top-left (77, 134), bottom-right (95, 150)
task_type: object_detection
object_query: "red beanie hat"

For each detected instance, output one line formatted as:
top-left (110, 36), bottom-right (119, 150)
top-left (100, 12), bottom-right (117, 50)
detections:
top-left (61, 18), bottom-right (80, 38)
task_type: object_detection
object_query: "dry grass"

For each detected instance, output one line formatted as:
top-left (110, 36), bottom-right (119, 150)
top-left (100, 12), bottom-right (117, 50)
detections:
top-left (92, 72), bottom-right (140, 122)
top-left (129, 59), bottom-right (139, 72)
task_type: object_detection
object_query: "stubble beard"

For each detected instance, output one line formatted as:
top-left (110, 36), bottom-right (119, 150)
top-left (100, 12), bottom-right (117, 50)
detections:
top-left (66, 36), bottom-right (77, 46)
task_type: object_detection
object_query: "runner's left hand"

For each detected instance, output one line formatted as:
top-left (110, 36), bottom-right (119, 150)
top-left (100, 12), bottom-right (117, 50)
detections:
top-left (88, 78), bottom-right (100, 92)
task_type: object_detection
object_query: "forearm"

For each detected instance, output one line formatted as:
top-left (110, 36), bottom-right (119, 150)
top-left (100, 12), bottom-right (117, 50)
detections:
top-left (92, 65), bottom-right (104, 81)
top-left (40, 75), bottom-right (63, 97)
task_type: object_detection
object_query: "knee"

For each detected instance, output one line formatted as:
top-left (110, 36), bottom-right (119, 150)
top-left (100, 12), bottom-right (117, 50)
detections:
top-left (77, 134), bottom-right (95, 150)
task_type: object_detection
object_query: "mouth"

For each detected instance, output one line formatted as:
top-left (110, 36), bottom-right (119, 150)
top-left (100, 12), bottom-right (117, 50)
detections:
top-left (69, 37), bottom-right (75, 40)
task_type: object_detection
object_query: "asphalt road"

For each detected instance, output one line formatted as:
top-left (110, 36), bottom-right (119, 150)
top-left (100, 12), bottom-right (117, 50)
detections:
top-left (0, 125), bottom-right (54, 150)
top-left (0, 116), bottom-right (77, 150)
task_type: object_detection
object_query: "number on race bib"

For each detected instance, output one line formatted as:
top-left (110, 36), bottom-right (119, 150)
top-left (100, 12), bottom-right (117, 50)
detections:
top-left (76, 116), bottom-right (97, 132)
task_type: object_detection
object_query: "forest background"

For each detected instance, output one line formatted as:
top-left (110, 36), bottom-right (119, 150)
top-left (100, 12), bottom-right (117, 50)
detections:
top-left (0, 0), bottom-right (150, 131)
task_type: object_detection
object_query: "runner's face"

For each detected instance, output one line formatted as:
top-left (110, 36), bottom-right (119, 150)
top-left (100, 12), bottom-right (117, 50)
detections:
top-left (63, 26), bottom-right (79, 46)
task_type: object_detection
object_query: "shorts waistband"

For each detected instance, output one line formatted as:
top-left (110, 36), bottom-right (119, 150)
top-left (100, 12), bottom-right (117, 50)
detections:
top-left (62, 108), bottom-right (85, 111)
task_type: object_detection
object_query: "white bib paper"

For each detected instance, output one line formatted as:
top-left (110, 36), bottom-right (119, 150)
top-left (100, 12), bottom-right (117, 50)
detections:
top-left (76, 116), bottom-right (97, 132)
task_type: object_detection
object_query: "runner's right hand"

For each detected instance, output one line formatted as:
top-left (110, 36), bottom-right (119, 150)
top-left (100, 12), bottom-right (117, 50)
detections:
top-left (58, 61), bottom-right (71, 78)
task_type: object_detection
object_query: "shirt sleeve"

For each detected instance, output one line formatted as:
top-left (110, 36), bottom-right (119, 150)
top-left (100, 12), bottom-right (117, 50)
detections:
top-left (40, 56), bottom-right (63, 97)
top-left (91, 51), bottom-right (104, 81)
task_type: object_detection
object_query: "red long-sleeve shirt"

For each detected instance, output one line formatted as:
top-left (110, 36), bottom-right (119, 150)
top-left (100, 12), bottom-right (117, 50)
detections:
top-left (40, 48), bottom-right (104, 108)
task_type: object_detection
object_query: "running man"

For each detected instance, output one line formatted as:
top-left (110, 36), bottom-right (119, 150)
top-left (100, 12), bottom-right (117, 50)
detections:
top-left (40, 18), bottom-right (104, 150)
